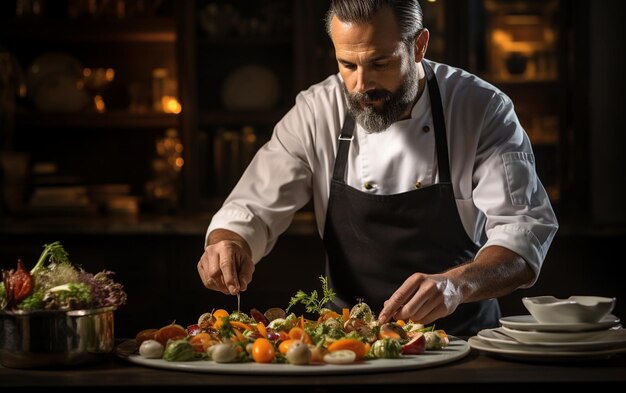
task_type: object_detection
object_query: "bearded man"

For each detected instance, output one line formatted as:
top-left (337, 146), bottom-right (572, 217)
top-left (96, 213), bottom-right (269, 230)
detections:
top-left (197, 0), bottom-right (558, 336)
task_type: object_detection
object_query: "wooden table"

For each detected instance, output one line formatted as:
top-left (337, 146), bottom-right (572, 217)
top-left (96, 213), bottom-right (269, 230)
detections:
top-left (2, 343), bottom-right (625, 391)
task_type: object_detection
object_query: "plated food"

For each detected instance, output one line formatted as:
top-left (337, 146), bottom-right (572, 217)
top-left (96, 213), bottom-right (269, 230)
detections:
top-left (127, 276), bottom-right (453, 368)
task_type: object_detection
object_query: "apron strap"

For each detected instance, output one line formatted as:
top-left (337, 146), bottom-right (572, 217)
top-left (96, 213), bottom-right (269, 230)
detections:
top-left (332, 112), bottom-right (355, 182)
top-left (423, 61), bottom-right (452, 184)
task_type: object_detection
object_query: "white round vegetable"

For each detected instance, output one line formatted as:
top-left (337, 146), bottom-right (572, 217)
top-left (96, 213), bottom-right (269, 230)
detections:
top-left (286, 341), bottom-right (311, 365)
top-left (211, 343), bottom-right (238, 363)
top-left (323, 349), bottom-right (357, 364)
top-left (139, 339), bottom-right (164, 359)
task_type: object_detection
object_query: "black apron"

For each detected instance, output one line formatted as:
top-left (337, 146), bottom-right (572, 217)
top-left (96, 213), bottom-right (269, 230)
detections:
top-left (322, 61), bottom-right (500, 336)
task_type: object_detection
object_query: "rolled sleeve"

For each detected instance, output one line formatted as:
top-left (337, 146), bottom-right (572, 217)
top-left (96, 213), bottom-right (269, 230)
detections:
top-left (477, 224), bottom-right (548, 287)
top-left (207, 207), bottom-right (269, 264)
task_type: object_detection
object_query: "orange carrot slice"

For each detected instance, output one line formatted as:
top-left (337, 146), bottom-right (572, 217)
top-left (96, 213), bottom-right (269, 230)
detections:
top-left (327, 338), bottom-right (368, 360)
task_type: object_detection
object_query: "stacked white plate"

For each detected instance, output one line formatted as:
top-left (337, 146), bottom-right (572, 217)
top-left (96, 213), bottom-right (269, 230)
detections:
top-left (468, 314), bottom-right (626, 361)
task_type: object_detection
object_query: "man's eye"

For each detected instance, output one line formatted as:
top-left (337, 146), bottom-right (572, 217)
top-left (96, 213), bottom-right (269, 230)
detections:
top-left (340, 62), bottom-right (357, 70)
top-left (373, 62), bottom-right (389, 69)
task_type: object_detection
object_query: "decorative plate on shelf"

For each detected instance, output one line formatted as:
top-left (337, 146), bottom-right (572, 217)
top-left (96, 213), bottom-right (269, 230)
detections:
top-left (26, 52), bottom-right (89, 113)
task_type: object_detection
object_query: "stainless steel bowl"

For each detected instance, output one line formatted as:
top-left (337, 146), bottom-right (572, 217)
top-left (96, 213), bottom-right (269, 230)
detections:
top-left (0, 306), bottom-right (115, 368)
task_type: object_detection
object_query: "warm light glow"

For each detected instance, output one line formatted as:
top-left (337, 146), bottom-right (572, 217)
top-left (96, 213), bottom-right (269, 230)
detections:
top-left (162, 96), bottom-right (182, 114)
top-left (105, 68), bottom-right (115, 82)
top-left (94, 94), bottom-right (106, 113)
top-left (175, 157), bottom-right (184, 168)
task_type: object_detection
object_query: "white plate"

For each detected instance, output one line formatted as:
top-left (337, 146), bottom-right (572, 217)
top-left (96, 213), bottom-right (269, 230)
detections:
top-left (499, 325), bottom-right (625, 344)
top-left (499, 314), bottom-right (621, 332)
top-left (477, 328), bottom-right (626, 352)
top-left (468, 336), bottom-right (626, 362)
top-left (122, 337), bottom-right (470, 375)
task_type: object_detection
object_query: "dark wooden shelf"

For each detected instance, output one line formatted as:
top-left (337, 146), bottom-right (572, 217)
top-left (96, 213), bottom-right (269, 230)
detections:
top-left (0, 17), bottom-right (176, 43)
top-left (0, 210), bottom-right (316, 236)
top-left (198, 109), bottom-right (289, 127)
top-left (198, 37), bottom-right (292, 47)
top-left (15, 111), bottom-right (180, 129)
top-left (485, 76), bottom-right (560, 86)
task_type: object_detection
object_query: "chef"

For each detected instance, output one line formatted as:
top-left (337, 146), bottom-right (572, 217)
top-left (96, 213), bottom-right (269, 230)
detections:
top-left (197, 0), bottom-right (558, 336)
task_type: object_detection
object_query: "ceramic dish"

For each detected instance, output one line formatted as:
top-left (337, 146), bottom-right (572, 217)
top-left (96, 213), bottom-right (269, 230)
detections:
top-left (499, 314), bottom-right (621, 332)
top-left (476, 328), bottom-right (626, 352)
top-left (499, 325), bottom-right (625, 344)
top-left (121, 337), bottom-right (470, 375)
top-left (468, 336), bottom-right (626, 362)
top-left (522, 296), bottom-right (616, 323)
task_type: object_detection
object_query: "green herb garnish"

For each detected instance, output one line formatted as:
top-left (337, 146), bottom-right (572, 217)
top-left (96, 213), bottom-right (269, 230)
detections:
top-left (286, 275), bottom-right (336, 316)
top-left (32, 241), bottom-right (71, 274)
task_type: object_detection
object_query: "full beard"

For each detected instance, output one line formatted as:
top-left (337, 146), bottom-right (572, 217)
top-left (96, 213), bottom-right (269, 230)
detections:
top-left (344, 63), bottom-right (419, 134)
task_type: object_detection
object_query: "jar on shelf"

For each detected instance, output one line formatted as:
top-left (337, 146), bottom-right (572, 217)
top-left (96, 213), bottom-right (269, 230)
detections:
top-left (145, 128), bottom-right (184, 213)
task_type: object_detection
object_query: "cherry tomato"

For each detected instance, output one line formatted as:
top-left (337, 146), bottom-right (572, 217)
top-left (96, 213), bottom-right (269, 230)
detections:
top-left (278, 339), bottom-right (296, 355)
top-left (251, 338), bottom-right (275, 363)
top-left (288, 327), bottom-right (313, 344)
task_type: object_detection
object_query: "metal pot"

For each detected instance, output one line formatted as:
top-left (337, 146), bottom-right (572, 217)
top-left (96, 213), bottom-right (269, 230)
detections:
top-left (0, 306), bottom-right (115, 368)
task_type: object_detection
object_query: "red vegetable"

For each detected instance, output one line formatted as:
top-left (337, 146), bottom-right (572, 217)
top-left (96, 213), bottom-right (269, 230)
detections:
top-left (402, 333), bottom-right (426, 355)
top-left (2, 259), bottom-right (34, 309)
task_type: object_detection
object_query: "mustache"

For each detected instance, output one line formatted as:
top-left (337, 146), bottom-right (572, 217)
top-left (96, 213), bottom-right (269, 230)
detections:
top-left (349, 89), bottom-right (393, 103)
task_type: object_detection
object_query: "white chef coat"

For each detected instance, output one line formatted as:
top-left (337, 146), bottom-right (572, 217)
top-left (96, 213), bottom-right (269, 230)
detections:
top-left (207, 60), bottom-right (559, 286)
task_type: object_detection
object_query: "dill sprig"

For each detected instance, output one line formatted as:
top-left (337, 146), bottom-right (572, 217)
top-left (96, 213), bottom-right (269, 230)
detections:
top-left (286, 275), bottom-right (336, 316)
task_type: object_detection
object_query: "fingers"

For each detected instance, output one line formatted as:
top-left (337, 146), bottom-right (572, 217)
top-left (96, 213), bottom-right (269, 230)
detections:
top-left (394, 283), bottom-right (442, 324)
top-left (378, 276), bottom-right (421, 323)
top-left (197, 240), bottom-right (253, 295)
top-left (197, 254), bottom-right (230, 295)
top-left (220, 253), bottom-right (240, 295)
top-left (379, 274), bottom-right (457, 325)
top-left (237, 258), bottom-right (255, 292)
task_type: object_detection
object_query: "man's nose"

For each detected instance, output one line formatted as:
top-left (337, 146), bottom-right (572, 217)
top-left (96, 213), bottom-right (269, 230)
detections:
top-left (354, 66), bottom-right (372, 93)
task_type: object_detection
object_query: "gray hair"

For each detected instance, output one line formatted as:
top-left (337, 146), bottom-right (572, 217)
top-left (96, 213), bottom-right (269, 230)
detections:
top-left (325, 0), bottom-right (423, 45)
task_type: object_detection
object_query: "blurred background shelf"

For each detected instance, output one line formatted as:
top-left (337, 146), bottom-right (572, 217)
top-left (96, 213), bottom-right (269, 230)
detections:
top-left (0, 18), bottom-right (176, 43)
top-left (15, 111), bottom-right (180, 129)
top-left (16, 111), bottom-right (180, 129)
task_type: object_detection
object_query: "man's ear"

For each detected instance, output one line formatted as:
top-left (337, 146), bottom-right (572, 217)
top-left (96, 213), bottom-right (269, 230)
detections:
top-left (414, 28), bottom-right (430, 62)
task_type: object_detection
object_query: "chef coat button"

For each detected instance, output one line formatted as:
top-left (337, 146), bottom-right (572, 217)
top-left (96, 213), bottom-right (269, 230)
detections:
top-left (422, 125), bottom-right (430, 133)
top-left (415, 181), bottom-right (422, 189)
top-left (364, 182), bottom-right (374, 190)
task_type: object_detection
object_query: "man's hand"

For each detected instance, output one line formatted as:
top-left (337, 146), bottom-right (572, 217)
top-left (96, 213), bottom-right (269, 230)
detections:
top-left (197, 229), bottom-right (255, 295)
top-left (377, 246), bottom-right (534, 325)
top-left (378, 273), bottom-right (462, 325)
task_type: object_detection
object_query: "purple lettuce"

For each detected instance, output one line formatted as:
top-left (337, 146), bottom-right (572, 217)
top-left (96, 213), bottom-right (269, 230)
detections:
top-left (78, 270), bottom-right (127, 309)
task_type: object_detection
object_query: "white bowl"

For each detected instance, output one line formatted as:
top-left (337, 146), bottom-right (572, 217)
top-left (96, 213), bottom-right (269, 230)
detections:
top-left (522, 296), bottom-right (616, 324)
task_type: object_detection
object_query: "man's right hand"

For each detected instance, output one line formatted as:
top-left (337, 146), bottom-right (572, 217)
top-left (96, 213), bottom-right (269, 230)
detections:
top-left (197, 229), bottom-right (255, 295)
